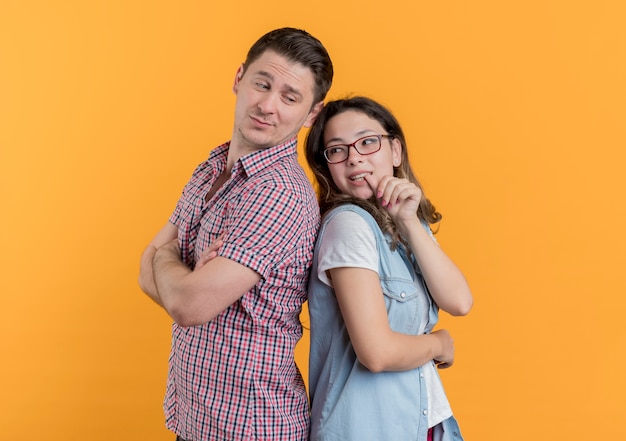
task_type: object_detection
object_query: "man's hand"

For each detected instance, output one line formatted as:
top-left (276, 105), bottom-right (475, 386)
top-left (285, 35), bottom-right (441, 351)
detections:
top-left (196, 233), bottom-right (224, 269)
top-left (151, 232), bottom-right (260, 327)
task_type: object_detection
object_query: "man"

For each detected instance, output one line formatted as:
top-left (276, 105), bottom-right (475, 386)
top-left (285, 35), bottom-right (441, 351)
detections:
top-left (138, 28), bottom-right (333, 441)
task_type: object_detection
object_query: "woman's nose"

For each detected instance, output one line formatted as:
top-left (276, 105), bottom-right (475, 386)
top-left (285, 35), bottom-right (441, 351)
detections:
top-left (346, 145), bottom-right (363, 164)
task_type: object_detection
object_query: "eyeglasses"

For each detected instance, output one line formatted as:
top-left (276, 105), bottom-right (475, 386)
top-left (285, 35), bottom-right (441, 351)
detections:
top-left (323, 134), bottom-right (393, 164)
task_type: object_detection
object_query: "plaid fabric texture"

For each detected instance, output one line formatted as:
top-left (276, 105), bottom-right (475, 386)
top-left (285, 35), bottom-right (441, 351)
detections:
top-left (165, 138), bottom-right (319, 441)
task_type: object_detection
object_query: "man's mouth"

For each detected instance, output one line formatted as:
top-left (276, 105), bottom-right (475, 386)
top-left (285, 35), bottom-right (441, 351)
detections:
top-left (251, 115), bottom-right (273, 126)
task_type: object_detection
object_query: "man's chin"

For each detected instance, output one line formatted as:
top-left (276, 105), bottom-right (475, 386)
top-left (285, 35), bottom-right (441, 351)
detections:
top-left (239, 131), bottom-right (275, 150)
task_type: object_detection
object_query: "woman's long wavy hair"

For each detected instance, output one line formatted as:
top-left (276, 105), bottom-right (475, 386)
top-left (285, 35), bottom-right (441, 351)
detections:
top-left (305, 96), bottom-right (441, 249)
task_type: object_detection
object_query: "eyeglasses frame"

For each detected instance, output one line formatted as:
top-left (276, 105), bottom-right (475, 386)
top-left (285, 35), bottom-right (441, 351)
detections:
top-left (322, 134), bottom-right (394, 164)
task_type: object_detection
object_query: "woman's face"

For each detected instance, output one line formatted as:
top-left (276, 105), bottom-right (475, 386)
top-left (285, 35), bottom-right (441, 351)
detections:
top-left (324, 110), bottom-right (402, 200)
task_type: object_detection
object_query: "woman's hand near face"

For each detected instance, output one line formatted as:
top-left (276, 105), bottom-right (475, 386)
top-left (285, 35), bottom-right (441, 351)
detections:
top-left (365, 174), bottom-right (421, 231)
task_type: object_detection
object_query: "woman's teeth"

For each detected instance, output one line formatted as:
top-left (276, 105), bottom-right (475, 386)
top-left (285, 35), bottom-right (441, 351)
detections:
top-left (350, 173), bottom-right (369, 181)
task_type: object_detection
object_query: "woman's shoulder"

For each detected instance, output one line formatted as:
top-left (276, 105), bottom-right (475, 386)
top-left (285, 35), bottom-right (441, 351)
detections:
top-left (325, 208), bottom-right (373, 232)
top-left (323, 203), bottom-right (376, 225)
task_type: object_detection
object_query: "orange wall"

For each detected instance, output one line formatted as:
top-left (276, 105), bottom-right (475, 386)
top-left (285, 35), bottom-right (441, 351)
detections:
top-left (1, 1), bottom-right (625, 439)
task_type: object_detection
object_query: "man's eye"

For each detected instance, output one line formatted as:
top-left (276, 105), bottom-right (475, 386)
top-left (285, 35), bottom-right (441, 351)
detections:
top-left (255, 82), bottom-right (269, 90)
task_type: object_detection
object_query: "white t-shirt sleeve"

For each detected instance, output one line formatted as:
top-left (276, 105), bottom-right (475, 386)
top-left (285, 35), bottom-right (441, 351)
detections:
top-left (317, 211), bottom-right (379, 287)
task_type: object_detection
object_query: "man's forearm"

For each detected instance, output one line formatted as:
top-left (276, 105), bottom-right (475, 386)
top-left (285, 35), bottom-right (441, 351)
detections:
top-left (138, 222), bottom-right (179, 309)
top-left (139, 245), bottom-right (164, 307)
top-left (152, 243), bottom-right (192, 318)
top-left (148, 236), bottom-right (261, 327)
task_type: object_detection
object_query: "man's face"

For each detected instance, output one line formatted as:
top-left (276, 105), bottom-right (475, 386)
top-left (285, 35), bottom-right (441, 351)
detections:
top-left (232, 50), bottom-right (322, 153)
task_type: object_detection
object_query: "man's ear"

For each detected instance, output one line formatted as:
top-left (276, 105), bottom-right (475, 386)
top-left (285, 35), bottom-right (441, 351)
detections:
top-left (232, 64), bottom-right (245, 94)
top-left (303, 101), bottom-right (324, 128)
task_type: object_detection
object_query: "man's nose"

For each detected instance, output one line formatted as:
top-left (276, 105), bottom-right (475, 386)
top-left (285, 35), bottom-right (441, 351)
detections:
top-left (257, 93), bottom-right (279, 114)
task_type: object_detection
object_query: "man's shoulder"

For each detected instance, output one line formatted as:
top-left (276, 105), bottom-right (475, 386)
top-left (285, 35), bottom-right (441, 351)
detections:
top-left (250, 157), bottom-right (313, 192)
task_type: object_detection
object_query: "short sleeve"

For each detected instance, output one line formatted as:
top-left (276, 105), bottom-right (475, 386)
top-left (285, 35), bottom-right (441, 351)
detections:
top-left (219, 185), bottom-right (311, 279)
top-left (317, 211), bottom-right (379, 287)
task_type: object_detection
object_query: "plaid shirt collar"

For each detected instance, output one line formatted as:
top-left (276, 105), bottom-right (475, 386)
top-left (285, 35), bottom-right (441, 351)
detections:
top-left (209, 136), bottom-right (299, 178)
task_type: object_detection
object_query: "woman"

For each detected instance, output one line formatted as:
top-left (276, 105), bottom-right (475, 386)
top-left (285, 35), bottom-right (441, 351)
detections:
top-left (305, 96), bottom-right (473, 441)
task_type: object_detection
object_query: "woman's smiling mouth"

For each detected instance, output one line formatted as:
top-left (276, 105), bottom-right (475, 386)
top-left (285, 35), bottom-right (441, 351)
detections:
top-left (349, 172), bottom-right (372, 181)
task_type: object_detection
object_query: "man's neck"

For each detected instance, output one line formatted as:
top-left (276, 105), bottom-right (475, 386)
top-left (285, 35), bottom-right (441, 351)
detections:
top-left (205, 170), bottom-right (231, 202)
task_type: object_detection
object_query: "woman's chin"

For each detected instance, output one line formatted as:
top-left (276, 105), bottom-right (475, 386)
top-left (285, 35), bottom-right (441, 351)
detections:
top-left (347, 189), bottom-right (374, 200)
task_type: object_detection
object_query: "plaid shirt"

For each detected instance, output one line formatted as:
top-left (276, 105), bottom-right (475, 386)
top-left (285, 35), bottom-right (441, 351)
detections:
top-left (166, 138), bottom-right (319, 441)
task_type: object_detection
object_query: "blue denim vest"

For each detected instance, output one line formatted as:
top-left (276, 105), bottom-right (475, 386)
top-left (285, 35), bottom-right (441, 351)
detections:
top-left (308, 204), bottom-right (463, 441)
